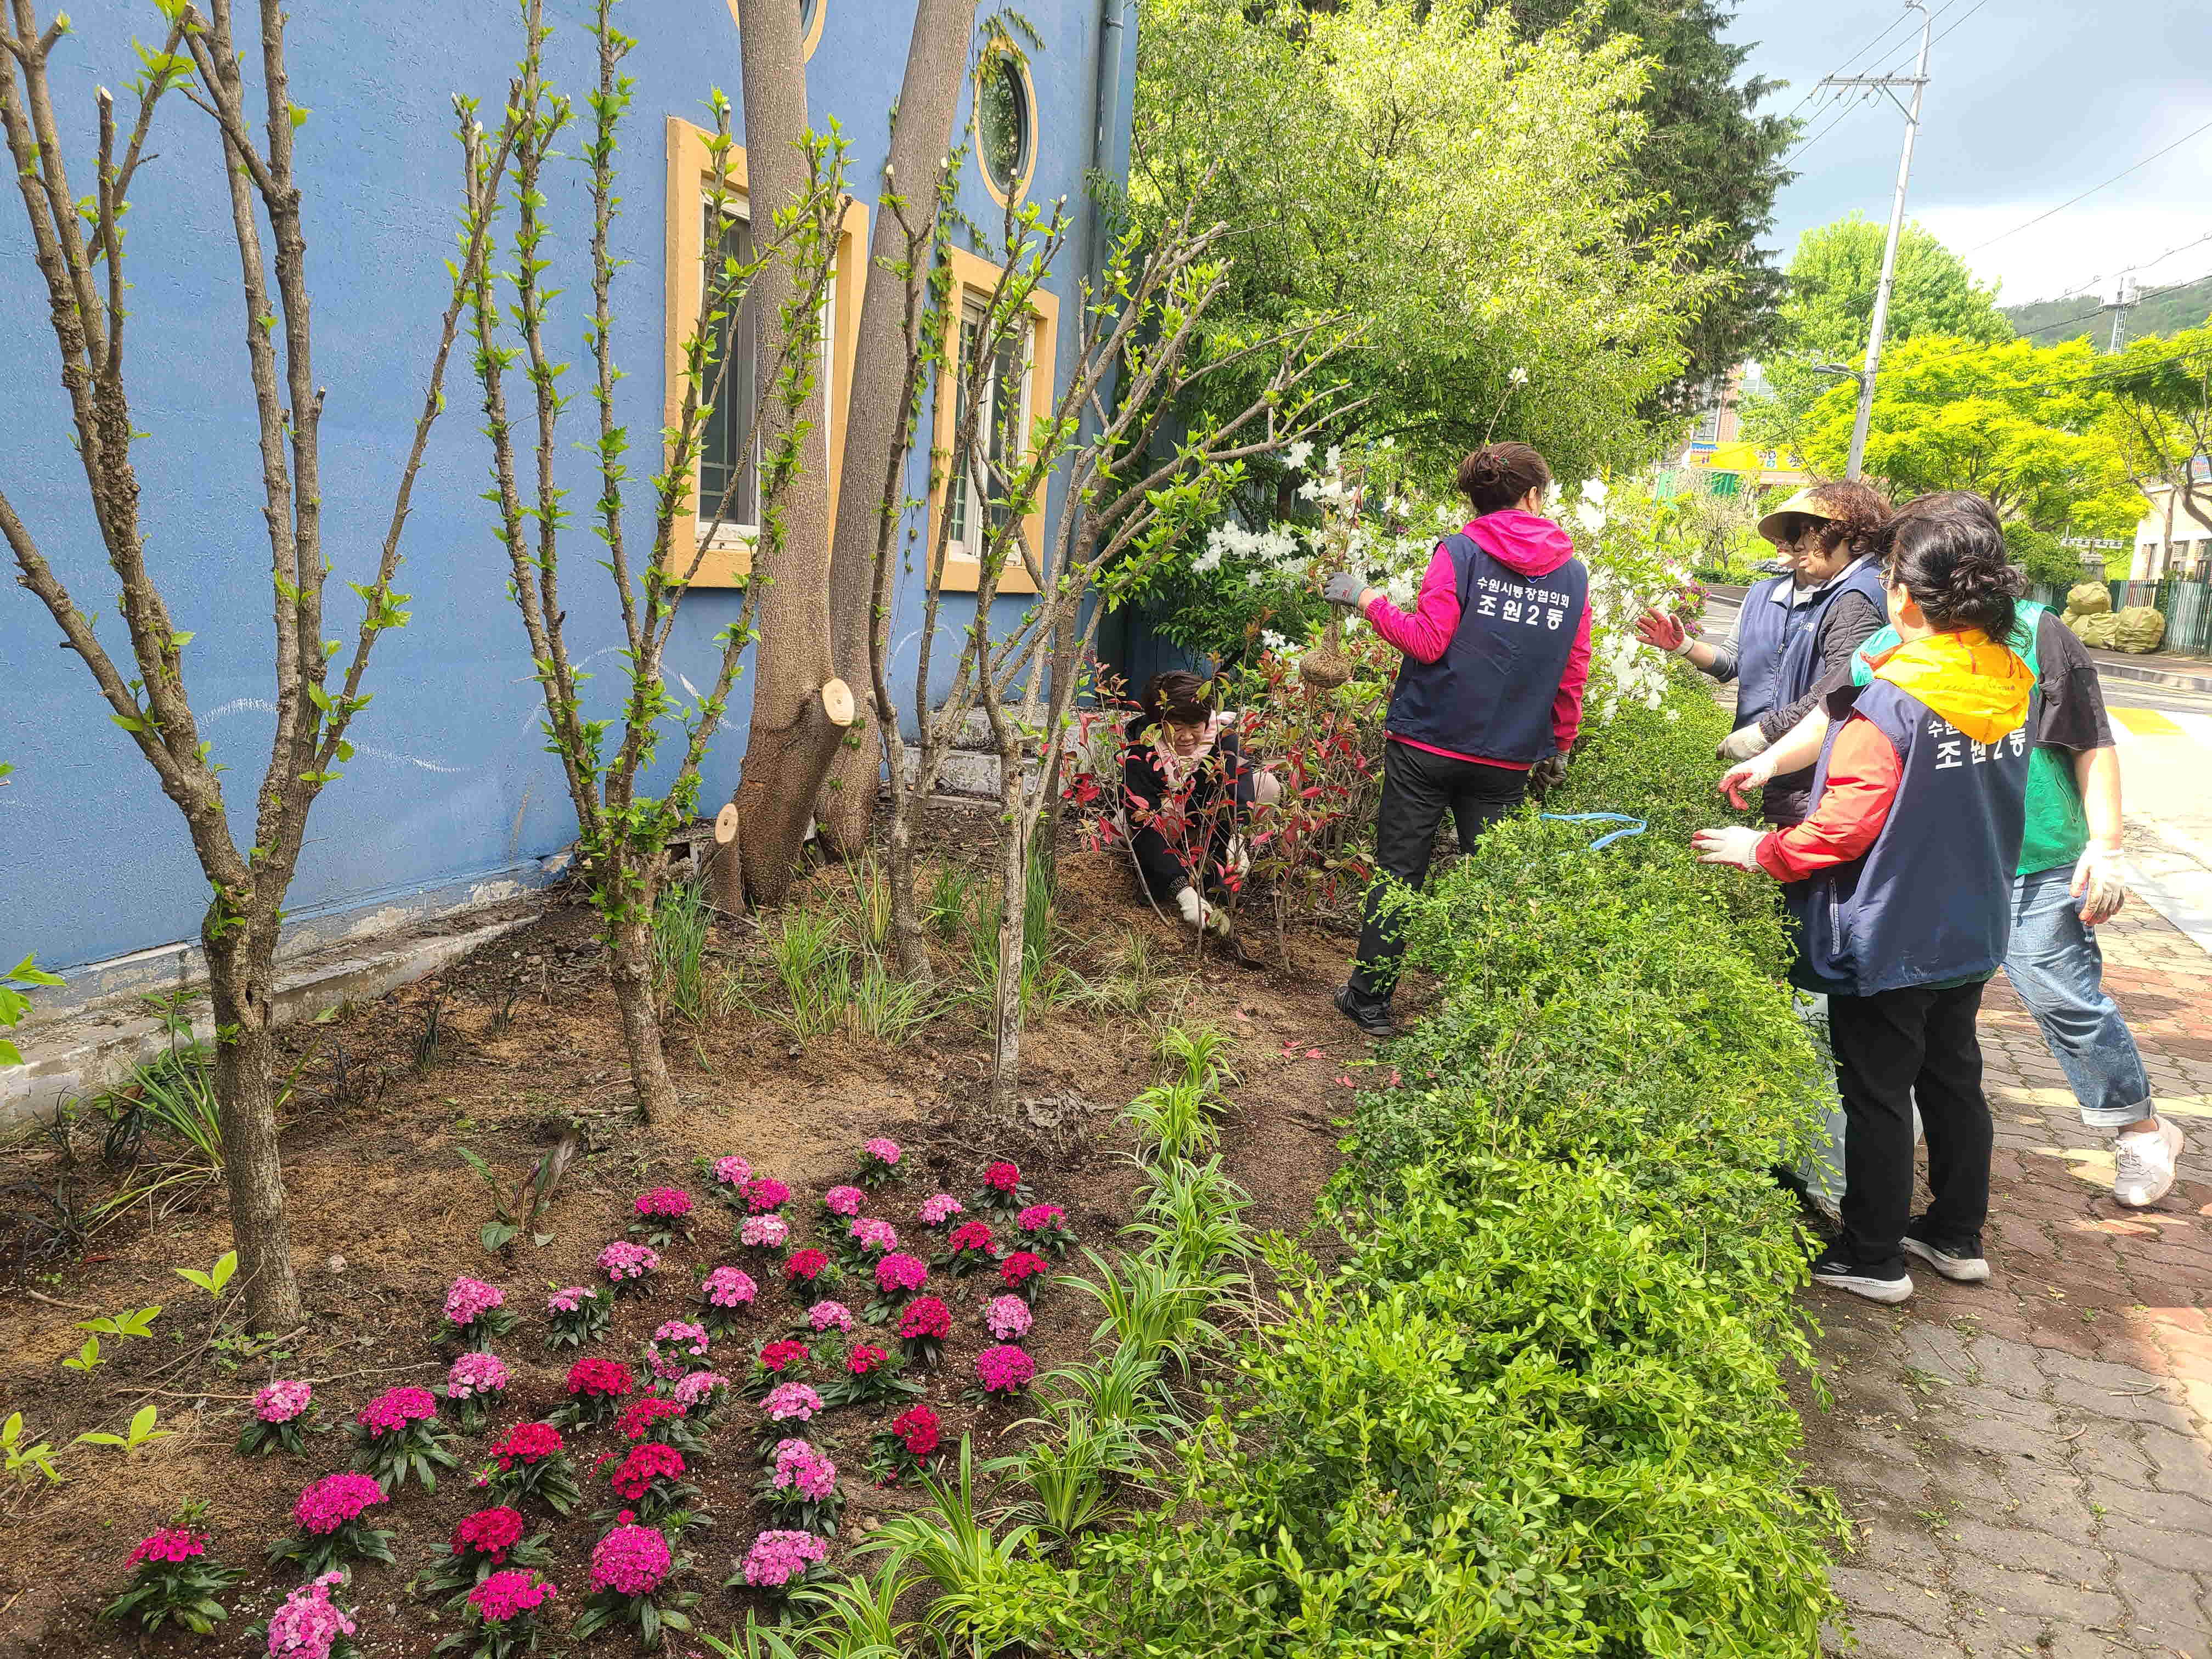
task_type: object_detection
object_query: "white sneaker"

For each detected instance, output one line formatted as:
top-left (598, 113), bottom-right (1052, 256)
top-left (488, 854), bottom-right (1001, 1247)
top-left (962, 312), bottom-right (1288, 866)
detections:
top-left (2113, 1117), bottom-right (2185, 1209)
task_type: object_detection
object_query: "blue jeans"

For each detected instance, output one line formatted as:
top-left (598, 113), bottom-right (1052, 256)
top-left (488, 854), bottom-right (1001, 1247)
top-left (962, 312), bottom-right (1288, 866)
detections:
top-left (2005, 865), bottom-right (2152, 1130)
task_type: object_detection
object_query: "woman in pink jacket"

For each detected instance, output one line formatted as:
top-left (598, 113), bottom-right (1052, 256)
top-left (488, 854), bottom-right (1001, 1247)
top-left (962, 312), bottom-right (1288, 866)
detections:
top-left (1325, 442), bottom-right (1592, 1036)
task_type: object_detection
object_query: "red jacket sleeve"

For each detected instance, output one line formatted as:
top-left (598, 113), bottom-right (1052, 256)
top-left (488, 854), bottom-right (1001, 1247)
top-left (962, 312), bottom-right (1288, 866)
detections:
top-left (1551, 601), bottom-right (1593, 753)
top-left (1753, 714), bottom-right (1901, 881)
top-left (1360, 543), bottom-right (1460, 663)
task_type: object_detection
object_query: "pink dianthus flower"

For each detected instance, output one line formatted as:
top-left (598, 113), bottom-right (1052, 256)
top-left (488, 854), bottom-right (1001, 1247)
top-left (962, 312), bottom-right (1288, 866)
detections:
top-left (450, 1505), bottom-right (526, 1562)
top-left (947, 1219), bottom-right (995, 1255)
top-left (740, 1214), bottom-right (789, 1249)
top-left (127, 1528), bottom-right (206, 1567)
top-left (975, 1344), bottom-right (1036, 1395)
top-left (489, 1422), bottom-right (564, 1469)
top-left (822, 1184), bottom-right (865, 1216)
top-left (771, 1437), bottom-right (839, 1500)
top-left (983, 1160), bottom-right (1022, 1193)
top-left (356, 1385), bottom-right (438, 1436)
top-left (469, 1568), bottom-right (557, 1622)
top-left (873, 1251), bottom-right (928, 1294)
top-left (293, 1472), bottom-right (387, 1534)
top-left (806, 1299), bottom-right (855, 1333)
top-left (634, 1186), bottom-right (693, 1219)
top-left (741, 1528), bottom-right (829, 1589)
top-left (703, 1266), bottom-right (758, 1308)
top-left (255, 1378), bottom-right (313, 1424)
top-left (448, 1351), bottom-right (510, 1400)
top-left (264, 1571), bottom-right (356, 1659)
top-left (862, 1137), bottom-right (901, 1166)
top-left (597, 1240), bottom-right (660, 1283)
top-left (589, 1522), bottom-right (671, 1595)
top-left (670, 1370), bottom-right (730, 1409)
top-left (712, 1154), bottom-right (753, 1187)
top-left (745, 1177), bottom-right (792, 1214)
top-left (545, 1284), bottom-right (597, 1316)
top-left (761, 1382), bottom-right (823, 1423)
top-left (917, 1192), bottom-right (963, 1226)
top-left (1018, 1203), bottom-right (1068, 1234)
top-left (848, 1216), bottom-right (899, 1253)
top-left (897, 1296), bottom-right (951, 1340)
top-left (444, 1276), bottom-right (505, 1326)
top-left (608, 1441), bottom-right (686, 1501)
top-left (983, 1294), bottom-right (1033, 1341)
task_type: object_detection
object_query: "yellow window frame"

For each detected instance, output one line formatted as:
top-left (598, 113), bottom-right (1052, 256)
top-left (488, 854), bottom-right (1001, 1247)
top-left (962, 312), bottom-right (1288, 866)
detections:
top-left (662, 116), bottom-right (867, 588)
top-left (928, 246), bottom-right (1058, 596)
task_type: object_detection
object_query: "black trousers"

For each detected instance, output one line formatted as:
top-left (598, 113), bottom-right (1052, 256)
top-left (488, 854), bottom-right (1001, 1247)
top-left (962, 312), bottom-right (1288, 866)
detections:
top-left (1346, 741), bottom-right (1528, 1005)
top-left (1131, 817), bottom-right (1235, 902)
top-left (1830, 980), bottom-right (1994, 1272)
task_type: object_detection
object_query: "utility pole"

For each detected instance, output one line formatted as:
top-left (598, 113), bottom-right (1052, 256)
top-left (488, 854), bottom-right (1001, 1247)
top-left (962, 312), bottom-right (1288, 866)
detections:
top-left (1822, 0), bottom-right (1934, 481)
top-left (2103, 274), bottom-right (2139, 353)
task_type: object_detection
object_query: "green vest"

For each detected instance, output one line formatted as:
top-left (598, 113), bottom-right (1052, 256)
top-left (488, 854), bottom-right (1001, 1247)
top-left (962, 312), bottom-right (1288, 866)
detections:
top-left (1850, 601), bottom-right (2086, 878)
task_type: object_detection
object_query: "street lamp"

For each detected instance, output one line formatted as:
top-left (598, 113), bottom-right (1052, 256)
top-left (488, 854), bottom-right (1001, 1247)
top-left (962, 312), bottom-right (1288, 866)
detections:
top-left (1812, 363), bottom-right (1862, 385)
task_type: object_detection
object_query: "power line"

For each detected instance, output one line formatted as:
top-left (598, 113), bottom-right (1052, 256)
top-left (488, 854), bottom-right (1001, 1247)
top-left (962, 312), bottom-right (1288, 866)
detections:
top-left (1778, 8), bottom-right (1926, 126)
top-left (1966, 116), bottom-right (2212, 255)
top-left (1929, 0), bottom-right (1990, 47)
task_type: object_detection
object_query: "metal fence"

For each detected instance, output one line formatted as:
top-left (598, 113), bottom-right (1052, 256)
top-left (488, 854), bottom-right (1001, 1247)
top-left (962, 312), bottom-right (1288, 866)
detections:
top-left (2022, 577), bottom-right (2212, 657)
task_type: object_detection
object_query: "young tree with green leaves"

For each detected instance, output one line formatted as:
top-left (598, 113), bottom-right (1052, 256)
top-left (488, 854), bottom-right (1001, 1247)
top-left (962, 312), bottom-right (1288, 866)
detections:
top-left (1132, 0), bottom-right (1718, 483)
top-left (461, 0), bottom-right (843, 1122)
top-left (0, 0), bottom-right (512, 1329)
top-left (2099, 326), bottom-right (2212, 551)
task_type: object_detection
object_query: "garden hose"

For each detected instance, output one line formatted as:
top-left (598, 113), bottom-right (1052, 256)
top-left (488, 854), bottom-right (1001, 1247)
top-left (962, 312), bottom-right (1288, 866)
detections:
top-left (1540, 811), bottom-right (1648, 852)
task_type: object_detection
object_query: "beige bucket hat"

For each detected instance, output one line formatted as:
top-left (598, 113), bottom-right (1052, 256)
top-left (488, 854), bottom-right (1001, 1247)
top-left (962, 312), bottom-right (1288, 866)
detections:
top-left (1756, 486), bottom-right (1837, 545)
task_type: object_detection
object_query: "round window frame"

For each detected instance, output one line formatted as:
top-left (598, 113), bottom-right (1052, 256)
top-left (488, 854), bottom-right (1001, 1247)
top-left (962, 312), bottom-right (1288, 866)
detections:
top-left (974, 42), bottom-right (1036, 208)
top-left (722, 0), bottom-right (828, 61)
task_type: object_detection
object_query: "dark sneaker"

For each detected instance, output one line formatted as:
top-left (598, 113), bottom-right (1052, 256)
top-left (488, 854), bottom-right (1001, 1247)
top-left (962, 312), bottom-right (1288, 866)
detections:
top-left (1333, 984), bottom-right (1395, 1039)
top-left (1810, 1245), bottom-right (1914, 1304)
top-left (1901, 1218), bottom-right (1990, 1283)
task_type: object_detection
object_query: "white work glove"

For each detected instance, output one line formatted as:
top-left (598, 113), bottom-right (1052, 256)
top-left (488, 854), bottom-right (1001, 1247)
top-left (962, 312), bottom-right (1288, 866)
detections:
top-left (1635, 609), bottom-right (1696, 658)
top-left (1692, 825), bottom-right (1769, 873)
top-left (1174, 886), bottom-right (1206, 931)
top-left (1718, 724), bottom-right (1772, 764)
top-left (2070, 845), bottom-right (2128, 926)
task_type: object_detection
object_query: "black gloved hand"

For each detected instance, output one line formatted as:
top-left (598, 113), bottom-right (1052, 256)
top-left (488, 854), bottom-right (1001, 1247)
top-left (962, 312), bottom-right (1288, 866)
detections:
top-left (1530, 752), bottom-right (1568, 797)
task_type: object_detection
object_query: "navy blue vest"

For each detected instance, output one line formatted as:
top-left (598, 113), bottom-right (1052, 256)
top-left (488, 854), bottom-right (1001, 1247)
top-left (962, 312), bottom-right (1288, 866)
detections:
top-left (1731, 558), bottom-right (1887, 733)
top-left (1384, 532), bottom-right (1589, 765)
top-left (1794, 676), bottom-right (2031, 997)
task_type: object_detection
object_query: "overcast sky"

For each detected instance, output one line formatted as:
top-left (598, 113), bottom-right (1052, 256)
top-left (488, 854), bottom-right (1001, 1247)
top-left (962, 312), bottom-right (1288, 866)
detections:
top-left (1728, 0), bottom-right (2212, 308)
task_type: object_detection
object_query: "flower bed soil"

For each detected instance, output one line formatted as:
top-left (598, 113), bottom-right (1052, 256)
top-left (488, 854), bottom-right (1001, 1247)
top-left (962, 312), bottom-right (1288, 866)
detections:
top-left (0, 837), bottom-right (1360, 1656)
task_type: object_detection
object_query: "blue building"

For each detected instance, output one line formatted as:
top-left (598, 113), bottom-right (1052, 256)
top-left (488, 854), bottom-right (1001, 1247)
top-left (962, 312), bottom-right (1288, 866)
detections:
top-left (0, 1), bottom-right (1135, 1005)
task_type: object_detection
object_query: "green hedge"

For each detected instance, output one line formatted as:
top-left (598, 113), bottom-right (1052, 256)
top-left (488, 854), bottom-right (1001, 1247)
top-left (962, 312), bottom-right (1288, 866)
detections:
top-left (1073, 679), bottom-right (1847, 1657)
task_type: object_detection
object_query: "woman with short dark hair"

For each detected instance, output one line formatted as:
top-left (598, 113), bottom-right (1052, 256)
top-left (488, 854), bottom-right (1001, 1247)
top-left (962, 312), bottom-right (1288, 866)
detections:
top-left (1695, 494), bottom-right (2035, 1302)
top-left (1120, 670), bottom-right (1278, 934)
top-left (1323, 440), bottom-right (1592, 1036)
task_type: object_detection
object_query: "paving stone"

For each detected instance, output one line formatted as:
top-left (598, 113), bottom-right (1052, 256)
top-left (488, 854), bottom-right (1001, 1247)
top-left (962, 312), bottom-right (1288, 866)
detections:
top-left (1838, 1612), bottom-right (1966, 1659)
top-left (2137, 1421), bottom-right (2212, 1502)
top-left (2048, 1372), bottom-right (2204, 1438)
top-left (1964, 1336), bottom-right (2051, 1400)
top-left (1900, 1321), bottom-right (1978, 1384)
top-left (1951, 1604), bottom-right (2058, 1658)
top-left (1942, 1517), bottom-right (2109, 1588)
top-left (2068, 1420), bottom-right (2159, 1487)
top-left (1949, 1558), bottom-right (2124, 1627)
top-left (1849, 1514), bottom-right (1948, 1588)
top-left (1940, 1405), bottom-right (2067, 1459)
top-left (2085, 1474), bottom-right (2212, 1538)
top-left (1827, 1565), bottom-right (1954, 1632)
top-left (2108, 1555), bottom-right (2211, 1642)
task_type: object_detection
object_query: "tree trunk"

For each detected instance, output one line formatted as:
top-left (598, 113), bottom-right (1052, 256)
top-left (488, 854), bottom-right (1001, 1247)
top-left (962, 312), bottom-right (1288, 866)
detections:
top-left (884, 788), bottom-right (934, 985)
top-left (608, 903), bottom-right (678, 1122)
top-left (720, 0), bottom-right (841, 907)
top-left (815, 0), bottom-right (982, 860)
top-left (205, 933), bottom-right (302, 1333)
top-left (987, 746), bottom-right (1030, 1119)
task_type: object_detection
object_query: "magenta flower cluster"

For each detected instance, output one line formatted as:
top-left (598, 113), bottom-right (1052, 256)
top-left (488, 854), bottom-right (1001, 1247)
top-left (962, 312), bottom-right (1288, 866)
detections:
top-left (598, 1241), bottom-right (660, 1283)
top-left (1018, 1203), bottom-right (1068, 1233)
top-left (742, 1528), bottom-right (830, 1588)
top-left (873, 1251), bottom-right (929, 1294)
top-left (983, 1294), bottom-right (1034, 1341)
top-left (447, 1352), bottom-right (510, 1400)
top-left (746, 1177), bottom-right (792, 1214)
top-left (444, 1276), bottom-right (505, 1327)
top-left (805, 1299), bottom-right (854, 1334)
top-left (254, 1379), bottom-right (313, 1424)
top-left (761, 1382), bottom-right (823, 1424)
top-left (917, 1193), bottom-right (963, 1226)
top-left (739, 1214), bottom-right (789, 1249)
top-left (862, 1137), bottom-right (901, 1166)
top-left (294, 1472), bottom-right (387, 1534)
top-left (975, 1344), bottom-right (1036, 1394)
top-left (126, 1528), bottom-right (206, 1566)
top-left (589, 1522), bottom-right (671, 1595)
top-left (712, 1154), bottom-right (753, 1187)
top-left (469, 1568), bottom-right (557, 1623)
top-left (703, 1266), bottom-right (758, 1307)
top-left (822, 1184), bottom-right (865, 1216)
top-left (263, 1571), bottom-right (356, 1659)
top-left (546, 1284), bottom-right (597, 1315)
top-left (771, 1437), bottom-right (838, 1499)
top-left (356, 1386), bottom-right (438, 1436)
top-left (633, 1186), bottom-right (692, 1219)
top-left (848, 1216), bottom-right (899, 1254)
top-left (670, 1370), bottom-right (730, 1409)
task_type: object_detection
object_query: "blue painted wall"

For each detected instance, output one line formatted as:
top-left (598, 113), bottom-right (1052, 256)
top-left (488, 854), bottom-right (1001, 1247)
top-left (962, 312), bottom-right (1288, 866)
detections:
top-left (0, 0), bottom-right (1135, 975)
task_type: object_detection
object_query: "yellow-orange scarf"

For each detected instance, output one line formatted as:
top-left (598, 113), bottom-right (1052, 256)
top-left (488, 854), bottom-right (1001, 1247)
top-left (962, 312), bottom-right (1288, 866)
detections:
top-left (1866, 628), bottom-right (2032, 743)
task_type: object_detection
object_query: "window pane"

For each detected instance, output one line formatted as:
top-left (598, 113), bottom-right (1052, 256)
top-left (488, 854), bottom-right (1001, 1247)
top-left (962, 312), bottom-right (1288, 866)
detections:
top-left (978, 52), bottom-right (1030, 196)
top-left (699, 206), bottom-right (759, 530)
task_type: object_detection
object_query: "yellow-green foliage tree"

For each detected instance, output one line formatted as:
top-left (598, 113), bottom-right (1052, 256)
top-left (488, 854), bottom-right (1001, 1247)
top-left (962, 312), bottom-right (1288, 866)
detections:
top-left (1793, 336), bottom-right (2142, 535)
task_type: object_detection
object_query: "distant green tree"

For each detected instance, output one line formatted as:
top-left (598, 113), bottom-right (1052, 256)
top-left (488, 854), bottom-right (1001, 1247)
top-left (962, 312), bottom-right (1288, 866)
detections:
top-left (1488, 0), bottom-right (1797, 404)
top-left (2098, 325), bottom-right (2212, 539)
top-left (2002, 521), bottom-right (2079, 590)
top-left (1780, 213), bottom-right (2013, 363)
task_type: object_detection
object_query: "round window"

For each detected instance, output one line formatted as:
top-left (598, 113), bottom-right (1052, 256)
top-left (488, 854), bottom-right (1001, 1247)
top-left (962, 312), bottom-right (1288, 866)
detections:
top-left (977, 48), bottom-right (1032, 202)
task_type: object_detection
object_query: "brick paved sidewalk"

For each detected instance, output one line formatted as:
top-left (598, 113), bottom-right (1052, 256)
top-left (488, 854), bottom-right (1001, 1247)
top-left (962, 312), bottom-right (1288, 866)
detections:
top-left (1807, 904), bottom-right (2212, 1658)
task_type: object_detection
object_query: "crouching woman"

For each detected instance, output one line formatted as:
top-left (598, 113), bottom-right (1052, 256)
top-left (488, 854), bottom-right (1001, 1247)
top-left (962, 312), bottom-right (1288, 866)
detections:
top-left (1120, 670), bottom-right (1280, 934)
top-left (1692, 499), bottom-right (2034, 1304)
